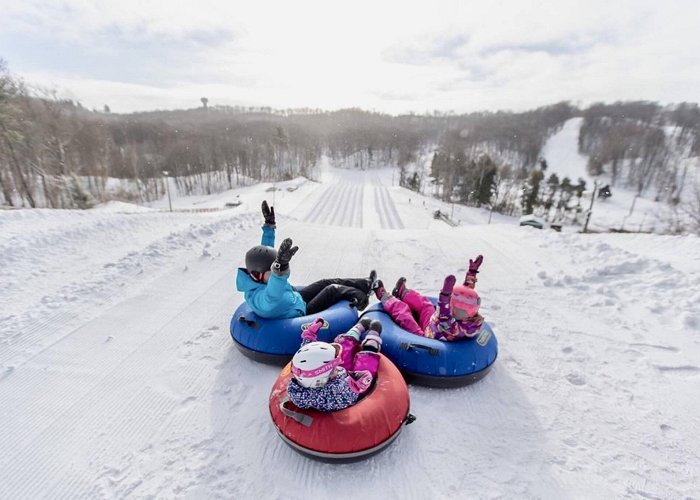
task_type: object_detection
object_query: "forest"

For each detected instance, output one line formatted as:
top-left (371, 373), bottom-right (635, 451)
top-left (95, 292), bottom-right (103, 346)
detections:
top-left (1, 60), bottom-right (699, 230)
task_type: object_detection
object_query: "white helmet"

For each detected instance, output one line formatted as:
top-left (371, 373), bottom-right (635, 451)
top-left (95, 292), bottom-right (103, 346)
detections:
top-left (291, 341), bottom-right (341, 388)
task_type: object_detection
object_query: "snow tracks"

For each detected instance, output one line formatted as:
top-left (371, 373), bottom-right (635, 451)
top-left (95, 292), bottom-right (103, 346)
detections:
top-left (372, 184), bottom-right (404, 229)
top-left (303, 182), bottom-right (364, 227)
top-left (301, 178), bottom-right (403, 229)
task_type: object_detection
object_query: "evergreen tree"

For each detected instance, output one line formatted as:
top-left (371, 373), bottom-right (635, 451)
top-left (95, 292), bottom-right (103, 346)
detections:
top-left (407, 172), bottom-right (420, 191)
top-left (544, 172), bottom-right (560, 216)
top-left (476, 165), bottom-right (497, 207)
top-left (522, 169), bottom-right (544, 214)
top-left (68, 173), bottom-right (95, 209)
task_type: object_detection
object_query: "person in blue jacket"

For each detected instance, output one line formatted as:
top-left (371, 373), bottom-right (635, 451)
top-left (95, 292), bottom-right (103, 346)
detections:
top-left (236, 201), bottom-right (377, 319)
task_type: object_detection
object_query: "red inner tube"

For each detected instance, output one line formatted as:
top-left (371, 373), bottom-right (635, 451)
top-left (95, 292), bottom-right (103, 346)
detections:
top-left (269, 355), bottom-right (410, 455)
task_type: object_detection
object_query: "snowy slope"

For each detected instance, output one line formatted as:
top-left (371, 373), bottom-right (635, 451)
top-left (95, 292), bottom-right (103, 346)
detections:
top-left (1, 167), bottom-right (699, 499)
top-left (540, 117), bottom-right (592, 186)
top-left (541, 118), bottom-right (675, 233)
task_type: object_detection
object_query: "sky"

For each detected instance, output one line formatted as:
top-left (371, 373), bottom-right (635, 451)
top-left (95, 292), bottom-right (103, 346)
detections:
top-left (2, 0), bottom-right (700, 114)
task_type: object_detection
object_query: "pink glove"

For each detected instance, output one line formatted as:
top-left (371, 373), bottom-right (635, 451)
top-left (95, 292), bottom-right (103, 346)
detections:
top-left (468, 255), bottom-right (483, 275)
top-left (301, 318), bottom-right (325, 342)
top-left (440, 275), bottom-right (456, 295)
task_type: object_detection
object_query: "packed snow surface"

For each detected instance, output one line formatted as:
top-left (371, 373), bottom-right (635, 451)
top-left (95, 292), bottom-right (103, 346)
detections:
top-left (1, 167), bottom-right (698, 499)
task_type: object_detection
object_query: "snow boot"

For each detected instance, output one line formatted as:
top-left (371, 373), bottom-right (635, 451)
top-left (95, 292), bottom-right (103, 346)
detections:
top-left (392, 277), bottom-right (407, 299)
top-left (361, 320), bottom-right (383, 352)
top-left (372, 280), bottom-right (386, 301)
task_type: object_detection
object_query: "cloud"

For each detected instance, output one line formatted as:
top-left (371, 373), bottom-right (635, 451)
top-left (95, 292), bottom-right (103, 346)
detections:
top-left (478, 34), bottom-right (611, 57)
top-left (383, 34), bottom-right (471, 65)
top-left (4, 0), bottom-right (700, 114)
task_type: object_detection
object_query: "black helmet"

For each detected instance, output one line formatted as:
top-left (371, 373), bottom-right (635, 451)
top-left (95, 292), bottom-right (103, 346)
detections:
top-left (245, 245), bottom-right (277, 274)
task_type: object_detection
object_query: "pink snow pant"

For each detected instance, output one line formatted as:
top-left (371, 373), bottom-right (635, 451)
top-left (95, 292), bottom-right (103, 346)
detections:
top-left (382, 290), bottom-right (436, 336)
top-left (334, 335), bottom-right (380, 394)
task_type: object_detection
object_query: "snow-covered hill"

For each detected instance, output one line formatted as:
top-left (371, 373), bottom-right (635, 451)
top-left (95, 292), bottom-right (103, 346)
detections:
top-left (1, 167), bottom-right (698, 499)
top-left (540, 118), bottom-right (679, 233)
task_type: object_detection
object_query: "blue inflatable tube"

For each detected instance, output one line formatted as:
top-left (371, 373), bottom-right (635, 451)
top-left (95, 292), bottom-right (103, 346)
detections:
top-left (230, 300), bottom-right (359, 365)
top-left (359, 300), bottom-right (498, 387)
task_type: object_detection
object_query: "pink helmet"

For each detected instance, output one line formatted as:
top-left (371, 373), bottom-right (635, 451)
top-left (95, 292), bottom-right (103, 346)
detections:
top-left (450, 285), bottom-right (480, 319)
top-left (291, 341), bottom-right (342, 388)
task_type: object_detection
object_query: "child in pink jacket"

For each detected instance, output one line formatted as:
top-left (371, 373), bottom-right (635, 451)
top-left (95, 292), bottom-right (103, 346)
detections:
top-left (287, 317), bottom-right (383, 412)
top-left (373, 255), bottom-right (484, 341)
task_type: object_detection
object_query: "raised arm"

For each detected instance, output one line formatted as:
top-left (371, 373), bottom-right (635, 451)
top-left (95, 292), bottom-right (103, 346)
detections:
top-left (261, 200), bottom-right (276, 247)
top-left (300, 318), bottom-right (325, 346)
top-left (437, 274), bottom-right (456, 321)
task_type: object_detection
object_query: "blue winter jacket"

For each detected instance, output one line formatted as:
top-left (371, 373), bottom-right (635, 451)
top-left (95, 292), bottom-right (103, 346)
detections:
top-left (235, 225), bottom-right (306, 319)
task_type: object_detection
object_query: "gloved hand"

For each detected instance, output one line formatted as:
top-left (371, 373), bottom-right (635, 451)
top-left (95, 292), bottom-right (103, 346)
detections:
top-left (440, 274), bottom-right (456, 295)
top-left (301, 318), bottom-right (325, 342)
top-left (468, 255), bottom-right (483, 275)
top-left (262, 200), bottom-right (276, 227)
top-left (272, 238), bottom-right (298, 274)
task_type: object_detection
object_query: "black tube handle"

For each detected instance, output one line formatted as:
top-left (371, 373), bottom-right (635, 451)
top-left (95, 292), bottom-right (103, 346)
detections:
top-left (400, 342), bottom-right (439, 356)
top-left (279, 397), bottom-right (313, 427)
top-left (238, 316), bottom-right (259, 329)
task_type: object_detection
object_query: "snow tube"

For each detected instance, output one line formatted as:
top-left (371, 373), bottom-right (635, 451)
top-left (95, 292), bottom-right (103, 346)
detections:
top-left (269, 355), bottom-right (413, 462)
top-left (359, 299), bottom-right (498, 388)
top-left (230, 300), bottom-right (359, 365)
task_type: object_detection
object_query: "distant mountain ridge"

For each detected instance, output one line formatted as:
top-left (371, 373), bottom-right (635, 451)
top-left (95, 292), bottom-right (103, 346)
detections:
top-left (1, 62), bottom-right (698, 213)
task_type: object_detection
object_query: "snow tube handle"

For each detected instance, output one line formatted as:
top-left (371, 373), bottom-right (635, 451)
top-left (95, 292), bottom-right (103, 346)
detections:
top-left (400, 342), bottom-right (439, 356)
top-left (280, 397), bottom-right (313, 427)
top-left (238, 315), bottom-right (259, 329)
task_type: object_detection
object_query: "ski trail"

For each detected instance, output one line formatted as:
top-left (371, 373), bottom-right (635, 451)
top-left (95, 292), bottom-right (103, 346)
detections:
top-left (302, 184), bottom-right (336, 224)
top-left (354, 183), bottom-right (364, 227)
top-left (380, 185), bottom-right (404, 229)
top-left (301, 181), bottom-right (363, 228)
top-left (373, 185), bottom-right (404, 230)
top-left (373, 186), bottom-right (389, 228)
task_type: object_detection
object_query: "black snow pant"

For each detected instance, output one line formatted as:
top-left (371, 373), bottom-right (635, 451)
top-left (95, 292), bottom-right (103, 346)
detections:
top-left (299, 278), bottom-right (372, 314)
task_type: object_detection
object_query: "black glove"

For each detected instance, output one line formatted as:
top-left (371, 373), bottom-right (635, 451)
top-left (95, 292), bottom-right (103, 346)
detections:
top-left (262, 200), bottom-right (276, 227)
top-left (272, 238), bottom-right (298, 274)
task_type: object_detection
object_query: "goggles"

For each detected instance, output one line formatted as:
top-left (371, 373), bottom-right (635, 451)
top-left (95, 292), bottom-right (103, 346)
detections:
top-left (249, 270), bottom-right (265, 282)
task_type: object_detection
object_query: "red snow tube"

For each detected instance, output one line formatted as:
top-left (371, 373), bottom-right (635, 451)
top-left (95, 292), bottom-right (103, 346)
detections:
top-left (269, 355), bottom-right (412, 461)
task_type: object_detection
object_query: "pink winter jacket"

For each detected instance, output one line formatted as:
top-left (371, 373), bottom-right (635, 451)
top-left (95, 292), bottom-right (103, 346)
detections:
top-left (425, 291), bottom-right (484, 341)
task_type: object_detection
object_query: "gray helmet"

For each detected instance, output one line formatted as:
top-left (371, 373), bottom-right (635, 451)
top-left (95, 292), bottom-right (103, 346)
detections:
top-left (245, 245), bottom-right (277, 275)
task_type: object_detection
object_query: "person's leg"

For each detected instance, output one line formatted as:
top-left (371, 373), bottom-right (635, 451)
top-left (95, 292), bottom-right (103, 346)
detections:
top-left (381, 296), bottom-right (424, 336)
top-left (331, 277), bottom-right (372, 294)
top-left (298, 278), bottom-right (335, 304)
top-left (347, 351), bottom-right (380, 396)
top-left (299, 270), bottom-right (373, 299)
top-left (402, 289), bottom-right (436, 330)
top-left (305, 284), bottom-right (368, 314)
top-left (347, 320), bottom-right (382, 396)
top-left (324, 270), bottom-right (376, 295)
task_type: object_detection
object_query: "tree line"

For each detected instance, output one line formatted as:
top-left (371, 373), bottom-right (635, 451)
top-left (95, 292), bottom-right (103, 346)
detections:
top-left (1, 60), bottom-right (699, 229)
top-left (579, 101), bottom-right (700, 203)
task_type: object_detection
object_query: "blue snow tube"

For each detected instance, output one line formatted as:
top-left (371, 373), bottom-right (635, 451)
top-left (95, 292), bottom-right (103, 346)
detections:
top-left (230, 300), bottom-right (359, 365)
top-left (359, 299), bottom-right (498, 387)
